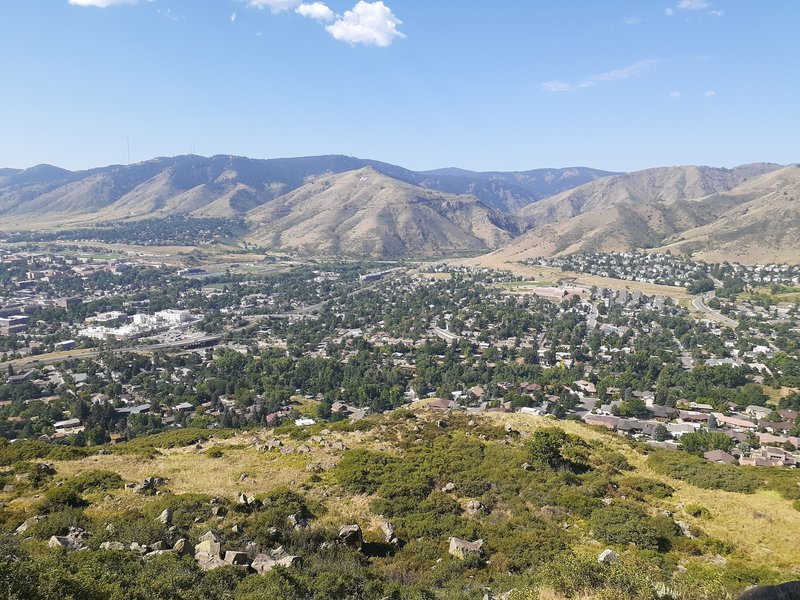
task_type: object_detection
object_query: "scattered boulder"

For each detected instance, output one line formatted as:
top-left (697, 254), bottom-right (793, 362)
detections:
top-left (195, 539), bottom-right (222, 559)
top-left (199, 531), bottom-right (219, 543)
top-left (132, 477), bottom-right (166, 495)
top-left (297, 444), bottom-right (311, 453)
top-left (99, 541), bottom-right (126, 551)
top-left (224, 551), bottom-right (251, 566)
top-left (437, 420), bottom-right (448, 428)
top-left (37, 463), bottom-right (56, 476)
top-left (598, 549), bottom-right (619, 564)
top-left (709, 554), bottom-right (728, 567)
top-left (465, 500), bottom-right (485, 516)
top-left (197, 556), bottom-right (228, 571)
top-left (448, 537), bottom-right (483, 560)
top-left (521, 463), bottom-right (534, 472)
top-left (130, 542), bottom-right (148, 555)
top-left (287, 512), bottom-right (308, 530)
top-left (173, 538), bottom-right (194, 556)
top-left (251, 548), bottom-right (302, 573)
top-left (675, 521), bottom-right (695, 539)
top-left (211, 506), bottom-right (227, 517)
top-left (442, 482), bottom-right (456, 493)
top-left (48, 528), bottom-right (88, 550)
top-left (48, 536), bottom-right (72, 550)
top-left (330, 441), bottom-right (347, 451)
top-left (338, 524), bottom-right (363, 550)
top-left (15, 516), bottom-right (44, 535)
top-left (157, 509), bottom-right (172, 525)
top-left (737, 581), bottom-right (800, 600)
top-left (380, 521), bottom-right (398, 544)
top-left (237, 493), bottom-right (261, 510)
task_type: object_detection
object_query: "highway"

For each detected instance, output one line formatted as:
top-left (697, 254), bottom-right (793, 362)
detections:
top-left (0, 335), bottom-right (222, 370)
top-left (691, 292), bottom-right (738, 328)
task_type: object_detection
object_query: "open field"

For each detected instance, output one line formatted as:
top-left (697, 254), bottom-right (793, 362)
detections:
top-left (448, 256), bottom-right (690, 300)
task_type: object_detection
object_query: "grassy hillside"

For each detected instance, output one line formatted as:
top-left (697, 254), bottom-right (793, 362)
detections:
top-left (2, 409), bottom-right (798, 599)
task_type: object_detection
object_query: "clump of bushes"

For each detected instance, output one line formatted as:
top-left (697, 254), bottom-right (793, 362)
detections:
top-left (0, 439), bottom-right (89, 466)
top-left (619, 476), bottom-right (674, 499)
top-left (589, 504), bottom-right (677, 551)
top-left (647, 451), bottom-right (761, 494)
top-left (684, 503), bottom-right (711, 519)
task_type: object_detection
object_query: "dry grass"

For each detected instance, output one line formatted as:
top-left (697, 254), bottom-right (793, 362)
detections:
top-left (638, 464), bottom-right (800, 569)
top-left (50, 435), bottom-right (311, 498)
top-left (449, 258), bottom-right (689, 300)
top-left (484, 412), bottom-right (800, 571)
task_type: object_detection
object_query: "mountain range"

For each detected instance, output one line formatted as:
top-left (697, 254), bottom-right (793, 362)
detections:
top-left (0, 154), bottom-right (797, 263)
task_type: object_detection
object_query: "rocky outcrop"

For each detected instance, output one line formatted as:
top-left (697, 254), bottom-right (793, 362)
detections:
top-left (338, 524), bottom-right (363, 550)
top-left (448, 537), bottom-right (483, 560)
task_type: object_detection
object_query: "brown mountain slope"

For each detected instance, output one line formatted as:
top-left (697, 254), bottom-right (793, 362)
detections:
top-left (655, 166), bottom-right (800, 263)
top-left (246, 168), bottom-right (525, 258)
top-left (489, 197), bottom-right (739, 261)
top-left (517, 163), bottom-right (781, 227)
top-left (491, 165), bottom-right (800, 264)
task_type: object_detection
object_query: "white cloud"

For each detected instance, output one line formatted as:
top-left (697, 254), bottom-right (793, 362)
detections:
top-left (542, 59), bottom-right (658, 92)
top-left (326, 1), bottom-right (405, 47)
top-left (704, 90), bottom-right (716, 96)
top-left (68, 0), bottom-right (137, 6)
top-left (709, 9), bottom-right (725, 16)
top-left (624, 17), bottom-right (642, 25)
top-left (592, 60), bottom-right (658, 82)
top-left (665, 7), bottom-right (674, 16)
top-left (670, 91), bottom-right (681, 98)
top-left (248, 0), bottom-right (302, 13)
top-left (296, 2), bottom-right (335, 22)
top-left (677, 0), bottom-right (709, 8)
top-left (230, 12), bottom-right (237, 22)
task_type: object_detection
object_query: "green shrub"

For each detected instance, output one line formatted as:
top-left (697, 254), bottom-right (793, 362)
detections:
top-left (685, 503), bottom-right (711, 519)
top-left (234, 569), bottom-right (309, 600)
top-left (554, 489), bottom-right (603, 517)
top-left (333, 449), bottom-right (398, 495)
top-left (370, 474), bottom-right (432, 518)
top-left (527, 427), bottom-right (590, 472)
top-left (38, 486), bottom-right (88, 513)
top-left (0, 439), bottom-right (89, 466)
top-left (647, 451), bottom-right (761, 494)
top-left (64, 470), bottom-right (123, 494)
top-left (93, 511), bottom-right (170, 547)
top-left (589, 504), bottom-right (676, 551)
top-left (596, 450), bottom-right (633, 472)
top-left (26, 507), bottom-right (89, 539)
top-left (144, 493), bottom-right (214, 531)
top-left (618, 477), bottom-right (674, 499)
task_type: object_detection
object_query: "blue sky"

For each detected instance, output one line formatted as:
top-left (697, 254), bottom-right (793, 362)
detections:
top-left (0, 1), bottom-right (798, 172)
